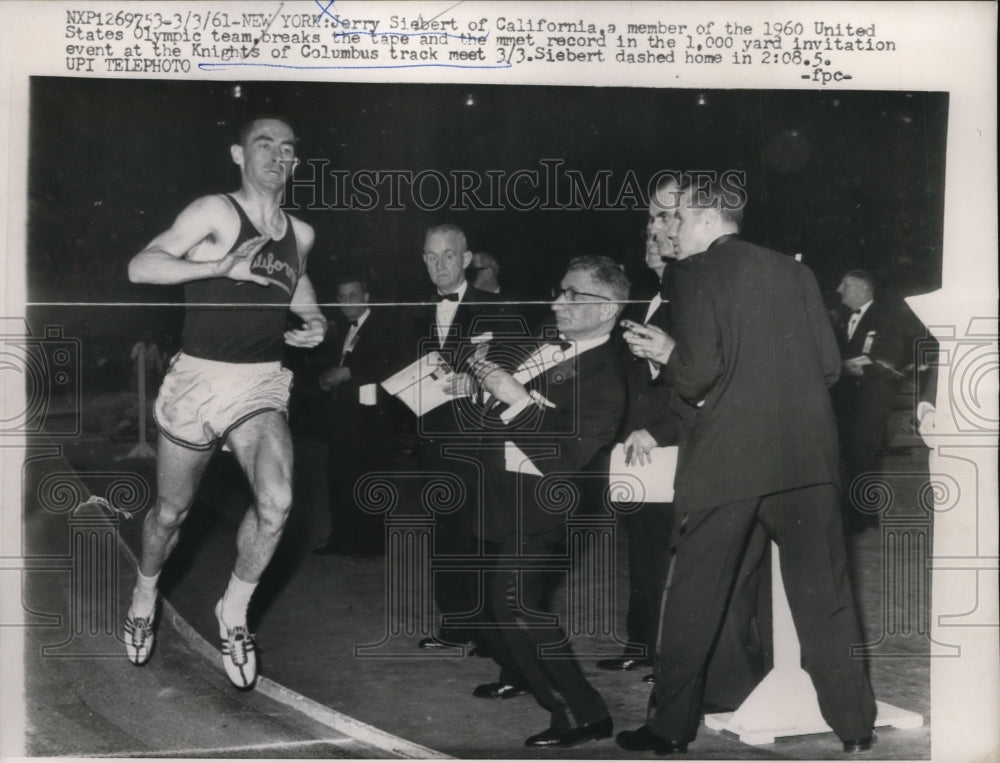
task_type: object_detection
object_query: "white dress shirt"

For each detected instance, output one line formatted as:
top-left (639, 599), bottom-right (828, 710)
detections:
top-left (643, 292), bottom-right (663, 324)
top-left (501, 334), bottom-right (610, 422)
top-left (340, 307), bottom-right (371, 364)
top-left (435, 280), bottom-right (468, 347)
top-left (846, 299), bottom-right (873, 341)
top-left (644, 291), bottom-right (665, 379)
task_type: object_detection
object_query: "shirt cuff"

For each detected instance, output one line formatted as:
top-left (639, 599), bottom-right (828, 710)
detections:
top-left (499, 390), bottom-right (554, 423)
top-left (916, 401), bottom-right (935, 422)
top-left (500, 393), bottom-right (535, 423)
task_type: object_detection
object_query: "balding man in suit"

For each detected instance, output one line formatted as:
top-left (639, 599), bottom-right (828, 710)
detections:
top-left (832, 269), bottom-right (912, 532)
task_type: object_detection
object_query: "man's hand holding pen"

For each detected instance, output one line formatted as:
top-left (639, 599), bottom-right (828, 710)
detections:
top-left (468, 354), bottom-right (531, 408)
top-left (621, 319), bottom-right (676, 365)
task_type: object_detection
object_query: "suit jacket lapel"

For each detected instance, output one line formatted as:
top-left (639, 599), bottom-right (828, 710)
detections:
top-left (447, 286), bottom-right (496, 352)
top-left (848, 304), bottom-right (876, 354)
top-left (544, 357), bottom-right (577, 385)
top-left (437, 304), bottom-right (460, 354)
top-left (424, 291), bottom-right (455, 352)
top-left (543, 339), bottom-right (609, 389)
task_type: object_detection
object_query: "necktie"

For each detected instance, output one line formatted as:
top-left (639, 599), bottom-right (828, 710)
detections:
top-left (846, 309), bottom-right (861, 340)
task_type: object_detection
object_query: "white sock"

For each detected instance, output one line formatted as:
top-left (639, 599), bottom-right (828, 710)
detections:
top-left (218, 572), bottom-right (257, 633)
top-left (130, 570), bottom-right (160, 620)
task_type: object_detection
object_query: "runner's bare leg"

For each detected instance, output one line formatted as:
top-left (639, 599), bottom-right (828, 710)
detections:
top-left (225, 410), bottom-right (295, 587)
top-left (138, 434), bottom-right (216, 580)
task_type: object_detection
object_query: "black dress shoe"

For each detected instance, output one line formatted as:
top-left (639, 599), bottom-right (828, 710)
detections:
top-left (525, 717), bottom-right (613, 748)
top-left (643, 673), bottom-right (655, 684)
top-left (616, 725), bottom-right (688, 754)
top-left (472, 682), bottom-right (530, 699)
top-left (596, 656), bottom-right (649, 671)
top-left (842, 735), bottom-right (875, 753)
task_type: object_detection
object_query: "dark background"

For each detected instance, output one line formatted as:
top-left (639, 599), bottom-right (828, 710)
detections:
top-left (26, 77), bottom-right (946, 352)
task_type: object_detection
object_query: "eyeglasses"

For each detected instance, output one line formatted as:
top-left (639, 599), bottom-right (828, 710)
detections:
top-left (551, 286), bottom-right (611, 303)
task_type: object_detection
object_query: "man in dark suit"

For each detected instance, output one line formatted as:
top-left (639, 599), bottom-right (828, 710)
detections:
top-left (601, 177), bottom-right (771, 712)
top-left (617, 176), bottom-right (876, 755)
top-left (400, 224), bottom-right (509, 649)
top-left (315, 275), bottom-right (400, 556)
top-left (832, 269), bottom-right (911, 531)
top-left (596, 184), bottom-right (682, 676)
top-left (469, 256), bottom-right (628, 748)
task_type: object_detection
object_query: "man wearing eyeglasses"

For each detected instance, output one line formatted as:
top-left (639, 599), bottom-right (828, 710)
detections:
top-left (466, 256), bottom-right (628, 748)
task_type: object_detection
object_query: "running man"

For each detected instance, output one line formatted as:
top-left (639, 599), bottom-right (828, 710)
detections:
top-left (124, 116), bottom-right (326, 689)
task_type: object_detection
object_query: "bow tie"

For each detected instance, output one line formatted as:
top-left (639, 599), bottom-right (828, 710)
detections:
top-left (439, 293), bottom-right (460, 302)
top-left (349, 320), bottom-right (359, 327)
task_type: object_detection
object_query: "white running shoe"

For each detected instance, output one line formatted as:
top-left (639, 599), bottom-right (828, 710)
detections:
top-left (214, 600), bottom-right (257, 689)
top-left (124, 607), bottom-right (156, 666)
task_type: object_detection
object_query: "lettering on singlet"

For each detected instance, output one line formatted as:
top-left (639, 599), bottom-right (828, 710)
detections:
top-left (180, 194), bottom-right (304, 364)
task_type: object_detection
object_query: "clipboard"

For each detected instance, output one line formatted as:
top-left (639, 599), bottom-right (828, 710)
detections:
top-left (381, 352), bottom-right (467, 416)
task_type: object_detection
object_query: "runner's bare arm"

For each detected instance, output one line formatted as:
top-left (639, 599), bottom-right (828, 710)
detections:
top-left (285, 221), bottom-right (326, 348)
top-left (128, 196), bottom-right (269, 286)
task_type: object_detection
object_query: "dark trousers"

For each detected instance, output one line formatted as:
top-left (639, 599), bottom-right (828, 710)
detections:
top-left (835, 379), bottom-right (896, 528)
top-left (702, 522), bottom-right (772, 709)
top-left (418, 438), bottom-right (481, 640)
top-left (623, 502), bottom-right (672, 661)
top-left (326, 402), bottom-right (393, 555)
top-left (477, 539), bottom-right (610, 731)
top-left (648, 483), bottom-right (876, 744)
top-left (625, 501), bottom-right (771, 708)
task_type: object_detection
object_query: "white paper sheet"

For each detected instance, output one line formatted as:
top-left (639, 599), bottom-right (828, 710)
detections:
top-left (381, 352), bottom-right (467, 417)
top-left (608, 444), bottom-right (678, 503)
top-left (504, 441), bottom-right (543, 477)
